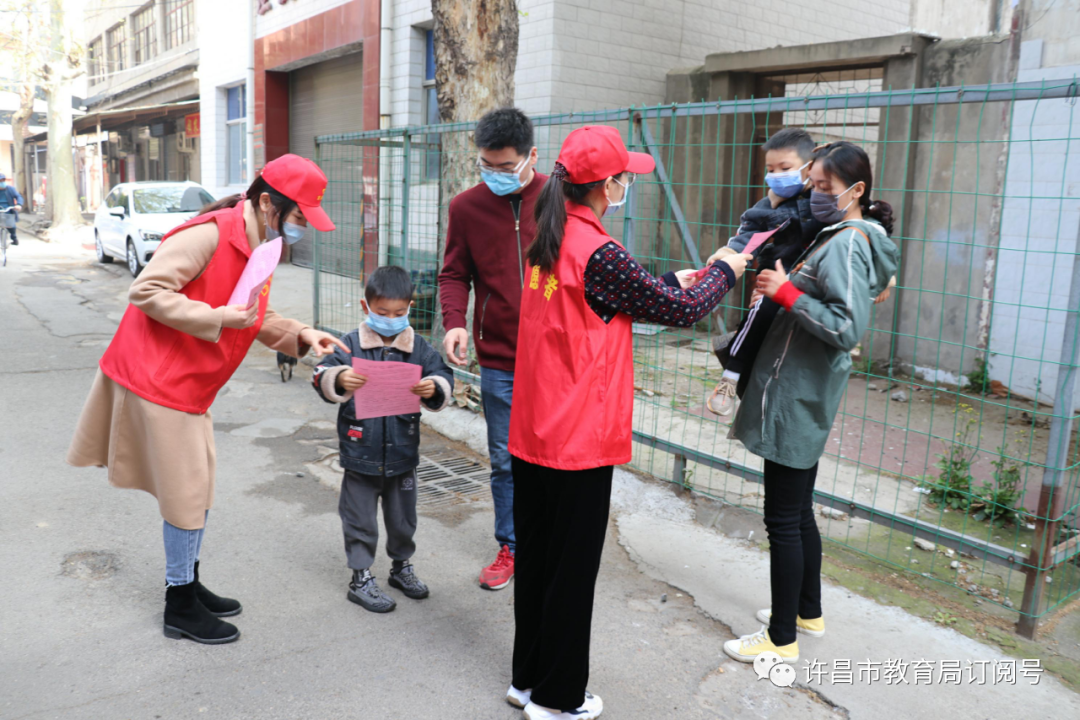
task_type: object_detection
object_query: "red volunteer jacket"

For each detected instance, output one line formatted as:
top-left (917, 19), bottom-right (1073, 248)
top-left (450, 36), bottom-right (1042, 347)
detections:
top-left (508, 203), bottom-right (634, 470)
top-left (437, 174), bottom-right (547, 372)
top-left (99, 203), bottom-right (271, 414)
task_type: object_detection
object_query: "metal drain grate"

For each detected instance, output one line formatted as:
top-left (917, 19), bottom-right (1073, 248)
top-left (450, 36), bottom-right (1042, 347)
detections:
top-left (414, 448), bottom-right (492, 508)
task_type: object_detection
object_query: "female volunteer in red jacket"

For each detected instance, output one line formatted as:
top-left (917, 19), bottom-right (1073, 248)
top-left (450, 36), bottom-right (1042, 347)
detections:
top-left (67, 155), bottom-right (347, 646)
top-left (505, 126), bottom-right (750, 720)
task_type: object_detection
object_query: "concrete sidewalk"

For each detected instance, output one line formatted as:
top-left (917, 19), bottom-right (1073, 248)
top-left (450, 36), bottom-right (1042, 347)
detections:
top-left (1, 239), bottom-right (1077, 719)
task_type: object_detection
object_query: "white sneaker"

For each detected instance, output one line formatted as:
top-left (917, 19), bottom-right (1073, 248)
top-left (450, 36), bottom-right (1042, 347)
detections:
top-left (523, 692), bottom-right (603, 720)
top-left (507, 685), bottom-right (531, 709)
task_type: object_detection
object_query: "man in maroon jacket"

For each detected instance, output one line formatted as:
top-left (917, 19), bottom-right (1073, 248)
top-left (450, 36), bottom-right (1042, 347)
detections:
top-left (439, 108), bottom-right (543, 591)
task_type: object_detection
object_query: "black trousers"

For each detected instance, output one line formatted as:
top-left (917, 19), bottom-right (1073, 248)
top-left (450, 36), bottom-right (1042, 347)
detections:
top-left (762, 459), bottom-right (823, 646)
top-left (511, 456), bottom-right (613, 711)
top-left (726, 296), bottom-right (782, 375)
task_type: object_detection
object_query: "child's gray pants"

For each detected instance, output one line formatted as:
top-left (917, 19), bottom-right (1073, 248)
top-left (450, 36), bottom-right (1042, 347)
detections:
top-left (339, 469), bottom-right (418, 570)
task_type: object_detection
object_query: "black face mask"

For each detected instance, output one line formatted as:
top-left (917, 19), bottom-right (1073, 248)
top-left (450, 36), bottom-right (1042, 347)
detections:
top-left (810, 185), bottom-right (857, 225)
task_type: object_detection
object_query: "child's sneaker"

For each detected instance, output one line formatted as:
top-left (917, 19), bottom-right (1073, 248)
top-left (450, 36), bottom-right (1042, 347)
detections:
top-left (723, 626), bottom-right (798, 664)
top-left (755, 608), bottom-right (825, 637)
top-left (388, 561), bottom-right (430, 599)
top-left (347, 569), bottom-right (396, 613)
top-left (707, 377), bottom-right (739, 417)
top-left (523, 692), bottom-right (603, 720)
top-left (506, 685), bottom-right (531, 709)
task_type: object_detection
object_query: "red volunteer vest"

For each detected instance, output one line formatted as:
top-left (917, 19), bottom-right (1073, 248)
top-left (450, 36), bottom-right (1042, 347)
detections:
top-left (99, 203), bottom-right (271, 414)
top-left (508, 203), bottom-right (634, 470)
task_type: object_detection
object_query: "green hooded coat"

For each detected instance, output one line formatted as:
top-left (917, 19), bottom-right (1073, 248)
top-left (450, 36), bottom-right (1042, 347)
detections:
top-left (732, 219), bottom-right (900, 469)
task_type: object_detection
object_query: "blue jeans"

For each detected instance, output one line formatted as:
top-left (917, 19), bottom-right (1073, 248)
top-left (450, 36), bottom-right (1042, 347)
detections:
top-left (481, 367), bottom-right (515, 553)
top-left (163, 511), bottom-right (208, 586)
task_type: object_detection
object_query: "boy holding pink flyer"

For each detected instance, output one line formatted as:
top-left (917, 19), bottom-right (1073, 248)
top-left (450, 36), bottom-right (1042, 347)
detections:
top-left (312, 266), bottom-right (454, 614)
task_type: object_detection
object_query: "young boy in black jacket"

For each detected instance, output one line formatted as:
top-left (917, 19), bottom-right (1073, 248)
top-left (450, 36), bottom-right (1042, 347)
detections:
top-left (706, 128), bottom-right (824, 417)
top-left (313, 266), bottom-right (454, 613)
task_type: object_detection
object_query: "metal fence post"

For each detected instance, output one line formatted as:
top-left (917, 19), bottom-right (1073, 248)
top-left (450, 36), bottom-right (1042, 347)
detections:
top-left (673, 453), bottom-right (687, 488)
top-left (313, 140), bottom-right (322, 330)
top-left (623, 109), bottom-right (637, 255)
top-left (1017, 215), bottom-right (1080, 639)
top-left (401, 133), bottom-right (411, 268)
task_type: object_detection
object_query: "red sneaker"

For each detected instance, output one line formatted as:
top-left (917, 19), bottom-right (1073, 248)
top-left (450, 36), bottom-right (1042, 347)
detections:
top-left (479, 545), bottom-right (515, 590)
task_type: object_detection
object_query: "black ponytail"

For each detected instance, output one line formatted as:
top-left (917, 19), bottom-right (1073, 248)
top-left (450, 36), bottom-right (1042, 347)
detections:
top-left (866, 199), bottom-right (894, 235)
top-left (812, 141), bottom-right (894, 235)
top-left (528, 162), bottom-right (605, 272)
top-left (198, 174), bottom-right (297, 229)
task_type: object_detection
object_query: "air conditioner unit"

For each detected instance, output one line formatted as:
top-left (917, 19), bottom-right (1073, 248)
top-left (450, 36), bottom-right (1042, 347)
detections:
top-left (176, 131), bottom-right (196, 153)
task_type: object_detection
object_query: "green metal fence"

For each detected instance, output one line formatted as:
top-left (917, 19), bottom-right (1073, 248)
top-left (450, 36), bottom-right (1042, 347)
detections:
top-left (313, 78), bottom-right (1080, 636)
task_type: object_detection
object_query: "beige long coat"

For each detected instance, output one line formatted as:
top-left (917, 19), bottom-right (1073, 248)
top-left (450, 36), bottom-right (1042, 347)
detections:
top-left (67, 202), bottom-right (309, 530)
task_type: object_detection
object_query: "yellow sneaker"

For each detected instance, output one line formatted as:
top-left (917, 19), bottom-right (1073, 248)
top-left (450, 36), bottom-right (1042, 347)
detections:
top-left (723, 626), bottom-right (799, 664)
top-left (755, 608), bottom-right (825, 637)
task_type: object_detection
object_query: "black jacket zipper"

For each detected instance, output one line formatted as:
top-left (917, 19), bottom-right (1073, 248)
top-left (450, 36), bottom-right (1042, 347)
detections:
top-left (479, 294), bottom-right (491, 340)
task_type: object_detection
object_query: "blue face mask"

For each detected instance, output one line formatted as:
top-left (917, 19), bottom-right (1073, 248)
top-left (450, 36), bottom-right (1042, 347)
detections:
top-left (479, 157), bottom-right (528, 196)
top-left (266, 216), bottom-right (308, 245)
top-left (764, 162), bottom-right (810, 199)
top-left (282, 221), bottom-right (306, 245)
top-left (366, 308), bottom-right (411, 337)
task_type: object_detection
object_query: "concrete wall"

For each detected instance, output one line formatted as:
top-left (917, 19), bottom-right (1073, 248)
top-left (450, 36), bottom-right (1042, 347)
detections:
top-left (1018, 0), bottom-right (1080, 69)
top-left (196, 0), bottom-right (250, 199)
top-left (987, 39), bottom-right (1080, 411)
top-left (909, 0), bottom-right (1011, 39)
top-left (889, 35), bottom-right (1017, 382)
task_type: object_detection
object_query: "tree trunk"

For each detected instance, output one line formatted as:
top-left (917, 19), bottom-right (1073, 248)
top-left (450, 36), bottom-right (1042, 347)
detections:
top-left (43, 0), bottom-right (85, 228)
top-left (429, 0), bottom-right (519, 352)
top-left (12, 84), bottom-right (33, 209)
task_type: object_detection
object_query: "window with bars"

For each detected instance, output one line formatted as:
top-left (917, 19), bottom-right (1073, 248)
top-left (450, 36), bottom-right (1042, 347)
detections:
top-left (107, 23), bottom-right (126, 74)
top-left (88, 37), bottom-right (103, 84)
top-left (164, 0), bottom-right (194, 49)
top-left (226, 85), bottom-right (247, 185)
top-left (421, 29), bottom-right (440, 180)
top-left (132, 3), bottom-right (157, 65)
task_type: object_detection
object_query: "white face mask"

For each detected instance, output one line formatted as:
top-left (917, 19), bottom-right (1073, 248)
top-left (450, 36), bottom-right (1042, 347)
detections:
top-left (604, 177), bottom-right (630, 217)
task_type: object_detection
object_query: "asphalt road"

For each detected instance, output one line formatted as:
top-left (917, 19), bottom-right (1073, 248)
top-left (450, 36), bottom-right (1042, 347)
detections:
top-left (0, 237), bottom-right (785, 720)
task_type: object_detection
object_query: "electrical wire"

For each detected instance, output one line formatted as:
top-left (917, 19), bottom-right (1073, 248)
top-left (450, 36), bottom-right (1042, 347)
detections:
top-left (1024, 0), bottom-right (1059, 31)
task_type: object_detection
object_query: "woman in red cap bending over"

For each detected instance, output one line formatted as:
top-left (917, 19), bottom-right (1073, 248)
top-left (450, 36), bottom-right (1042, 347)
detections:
top-left (505, 127), bottom-right (751, 720)
top-left (67, 154), bottom-right (347, 645)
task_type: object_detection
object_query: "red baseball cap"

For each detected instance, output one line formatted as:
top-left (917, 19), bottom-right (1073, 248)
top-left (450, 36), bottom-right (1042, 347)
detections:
top-left (555, 125), bottom-right (655, 184)
top-left (260, 154), bottom-right (335, 232)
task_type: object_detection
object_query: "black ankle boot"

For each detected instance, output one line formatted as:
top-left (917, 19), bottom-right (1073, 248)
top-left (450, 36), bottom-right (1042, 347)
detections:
top-left (163, 582), bottom-right (240, 644)
top-left (193, 561), bottom-right (242, 617)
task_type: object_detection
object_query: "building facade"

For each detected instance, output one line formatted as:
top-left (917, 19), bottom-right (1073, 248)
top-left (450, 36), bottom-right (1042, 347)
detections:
top-left (82, 0), bottom-right (201, 198)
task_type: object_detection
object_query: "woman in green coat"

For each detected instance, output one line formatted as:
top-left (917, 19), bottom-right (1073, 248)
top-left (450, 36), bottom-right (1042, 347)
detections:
top-left (724, 141), bottom-right (899, 665)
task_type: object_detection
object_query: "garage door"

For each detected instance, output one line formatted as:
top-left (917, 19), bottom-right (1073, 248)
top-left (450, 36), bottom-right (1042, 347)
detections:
top-left (288, 51), bottom-right (364, 267)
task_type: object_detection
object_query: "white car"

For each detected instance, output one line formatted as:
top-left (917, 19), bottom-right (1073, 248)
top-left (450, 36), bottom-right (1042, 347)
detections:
top-left (95, 181), bottom-right (216, 276)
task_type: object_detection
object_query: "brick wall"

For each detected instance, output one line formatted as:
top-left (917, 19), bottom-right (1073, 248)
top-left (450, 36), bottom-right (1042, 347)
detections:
top-left (544, 0), bottom-right (913, 113)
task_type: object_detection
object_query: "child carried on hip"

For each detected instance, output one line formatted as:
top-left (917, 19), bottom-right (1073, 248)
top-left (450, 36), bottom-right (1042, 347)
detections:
top-left (707, 129), bottom-right (895, 418)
